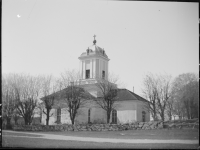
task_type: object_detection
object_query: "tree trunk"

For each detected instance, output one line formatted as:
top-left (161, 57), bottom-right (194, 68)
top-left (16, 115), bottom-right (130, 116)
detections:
top-left (46, 117), bottom-right (49, 125)
top-left (184, 101), bottom-right (190, 119)
top-left (28, 116), bottom-right (32, 125)
top-left (6, 117), bottom-right (12, 129)
top-left (40, 111), bottom-right (42, 123)
top-left (71, 119), bottom-right (75, 125)
top-left (46, 109), bottom-right (50, 125)
top-left (14, 119), bottom-right (18, 125)
top-left (168, 112), bottom-right (172, 121)
top-left (161, 113), bottom-right (165, 121)
top-left (24, 117), bottom-right (29, 125)
top-left (107, 111), bottom-right (111, 124)
top-left (153, 108), bottom-right (157, 121)
top-left (153, 113), bottom-right (158, 121)
top-left (70, 112), bottom-right (75, 125)
top-left (186, 108), bottom-right (190, 120)
top-left (14, 116), bottom-right (19, 125)
top-left (71, 109), bottom-right (78, 126)
top-left (40, 116), bottom-right (42, 124)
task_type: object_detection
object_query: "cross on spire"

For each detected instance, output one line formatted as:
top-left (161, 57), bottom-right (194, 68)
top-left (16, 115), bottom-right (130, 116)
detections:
top-left (93, 34), bottom-right (97, 45)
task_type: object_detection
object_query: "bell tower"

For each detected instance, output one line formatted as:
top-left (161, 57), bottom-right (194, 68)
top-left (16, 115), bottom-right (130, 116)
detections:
top-left (78, 35), bottom-right (110, 84)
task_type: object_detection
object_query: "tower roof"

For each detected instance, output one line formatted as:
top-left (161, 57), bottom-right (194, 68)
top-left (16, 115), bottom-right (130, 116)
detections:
top-left (80, 45), bottom-right (108, 58)
top-left (79, 35), bottom-right (109, 60)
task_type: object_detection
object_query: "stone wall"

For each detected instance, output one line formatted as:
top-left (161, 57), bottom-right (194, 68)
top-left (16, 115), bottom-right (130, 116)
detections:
top-left (163, 118), bottom-right (199, 129)
top-left (12, 119), bottom-right (199, 132)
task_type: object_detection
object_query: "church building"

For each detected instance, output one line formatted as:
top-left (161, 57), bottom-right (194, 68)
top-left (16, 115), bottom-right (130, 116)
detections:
top-left (41, 36), bottom-right (150, 125)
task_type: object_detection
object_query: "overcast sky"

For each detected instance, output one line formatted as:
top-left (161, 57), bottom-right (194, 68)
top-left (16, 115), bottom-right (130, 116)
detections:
top-left (2, 0), bottom-right (199, 95)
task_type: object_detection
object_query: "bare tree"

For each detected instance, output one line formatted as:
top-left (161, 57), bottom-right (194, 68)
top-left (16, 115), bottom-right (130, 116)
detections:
top-left (167, 85), bottom-right (186, 120)
top-left (62, 84), bottom-right (93, 125)
top-left (156, 74), bottom-right (172, 121)
top-left (12, 74), bottom-right (41, 125)
top-left (13, 109), bottom-right (20, 125)
top-left (36, 102), bottom-right (43, 124)
top-left (173, 100), bottom-right (185, 120)
top-left (60, 69), bottom-right (81, 88)
top-left (181, 80), bottom-right (199, 119)
top-left (40, 75), bottom-right (58, 125)
top-left (172, 73), bottom-right (199, 119)
top-left (2, 74), bottom-right (17, 128)
top-left (170, 84), bottom-right (185, 120)
top-left (142, 73), bottom-right (158, 121)
top-left (166, 97), bottom-right (175, 121)
top-left (142, 73), bottom-right (172, 121)
top-left (94, 73), bottom-right (119, 124)
top-left (59, 70), bottom-right (93, 125)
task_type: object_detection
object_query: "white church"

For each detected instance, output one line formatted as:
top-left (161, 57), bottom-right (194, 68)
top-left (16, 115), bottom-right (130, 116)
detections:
top-left (41, 36), bottom-right (150, 125)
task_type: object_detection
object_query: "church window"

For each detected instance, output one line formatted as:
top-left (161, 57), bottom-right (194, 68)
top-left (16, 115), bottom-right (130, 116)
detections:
top-left (112, 109), bottom-right (117, 124)
top-left (142, 111), bottom-right (146, 122)
top-left (102, 71), bottom-right (105, 79)
top-left (57, 108), bottom-right (61, 124)
top-left (88, 108), bottom-right (91, 123)
top-left (86, 70), bottom-right (90, 79)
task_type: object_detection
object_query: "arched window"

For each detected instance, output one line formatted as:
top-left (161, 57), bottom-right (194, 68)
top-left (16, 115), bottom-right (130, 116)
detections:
top-left (57, 108), bottom-right (61, 124)
top-left (88, 108), bottom-right (91, 123)
top-left (112, 109), bottom-right (117, 124)
top-left (142, 111), bottom-right (146, 122)
top-left (102, 71), bottom-right (105, 79)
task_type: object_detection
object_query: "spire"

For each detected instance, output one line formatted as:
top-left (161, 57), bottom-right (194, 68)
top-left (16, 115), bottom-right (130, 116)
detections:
top-left (93, 34), bottom-right (96, 45)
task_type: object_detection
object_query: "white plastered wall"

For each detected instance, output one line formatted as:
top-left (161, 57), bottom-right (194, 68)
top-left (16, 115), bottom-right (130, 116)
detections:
top-left (114, 101), bottom-right (137, 124)
top-left (136, 101), bottom-right (150, 122)
top-left (74, 100), bottom-right (107, 124)
top-left (60, 108), bottom-right (71, 124)
top-left (41, 109), bottom-right (56, 125)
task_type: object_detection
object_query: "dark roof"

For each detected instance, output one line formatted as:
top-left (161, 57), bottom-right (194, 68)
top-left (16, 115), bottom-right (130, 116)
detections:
top-left (115, 89), bottom-right (149, 103)
top-left (40, 86), bottom-right (149, 104)
top-left (40, 86), bottom-right (96, 100)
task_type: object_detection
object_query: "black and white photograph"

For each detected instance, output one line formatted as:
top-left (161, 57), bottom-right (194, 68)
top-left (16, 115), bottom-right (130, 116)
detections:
top-left (2, 0), bottom-right (199, 149)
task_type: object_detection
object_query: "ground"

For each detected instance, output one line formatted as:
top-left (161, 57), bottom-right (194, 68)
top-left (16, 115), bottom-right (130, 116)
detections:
top-left (2, 129), bottom-right (199, 149)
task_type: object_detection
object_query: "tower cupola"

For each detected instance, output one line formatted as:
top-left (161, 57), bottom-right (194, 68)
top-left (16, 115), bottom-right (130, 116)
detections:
top-left (78, 35), bottom-right (110, 83)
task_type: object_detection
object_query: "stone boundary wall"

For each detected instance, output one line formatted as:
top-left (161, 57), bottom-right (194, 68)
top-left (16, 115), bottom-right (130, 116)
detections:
top-left (12, 119), bottom-right (199, 132)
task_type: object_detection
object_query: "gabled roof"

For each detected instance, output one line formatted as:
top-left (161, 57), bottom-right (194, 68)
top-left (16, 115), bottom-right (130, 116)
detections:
top-left (115, 89), bottom-right (149, 103)
top-left (40, 86), bottom-right (96, 101)
top-left (40, 86), bottom-right (149, 104)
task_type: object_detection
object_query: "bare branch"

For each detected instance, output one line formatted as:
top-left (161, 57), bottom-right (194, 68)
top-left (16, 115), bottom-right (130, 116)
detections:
top-left (94, 73), bottom-right (119, 123)
top-left (59, 69), bottom-right (93, 124)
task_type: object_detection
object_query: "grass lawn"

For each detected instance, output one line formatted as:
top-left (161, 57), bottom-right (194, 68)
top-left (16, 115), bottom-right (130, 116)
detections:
top-left (2, 129), bottom-right (199, 149)
top-left (4, 128), bottom-right (198, 140)
top-left (2, 136), bottom-right (199, 149)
